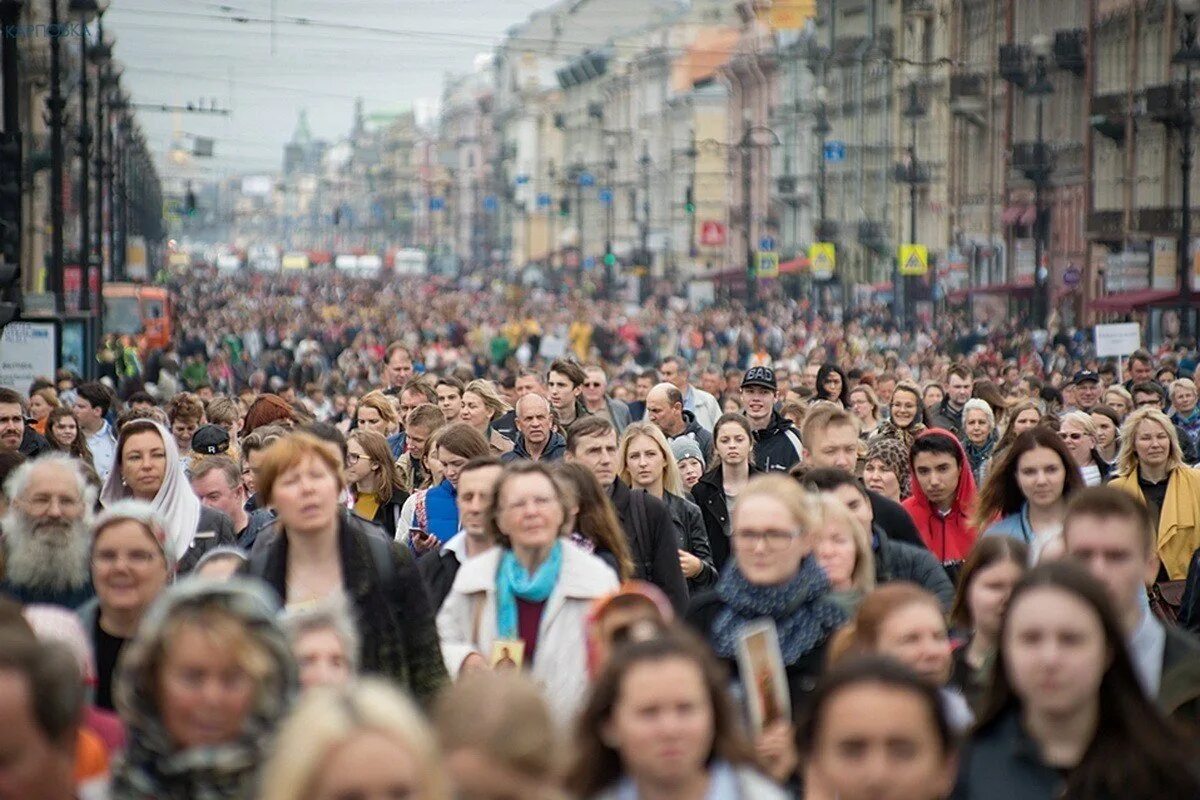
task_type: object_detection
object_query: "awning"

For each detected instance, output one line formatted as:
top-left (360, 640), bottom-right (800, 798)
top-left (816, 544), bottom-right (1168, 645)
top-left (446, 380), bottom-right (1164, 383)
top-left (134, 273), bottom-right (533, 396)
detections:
top-left (1088, 288), bottom-right (1179, 312)
top-left (972, 281), bottom-right (1037, 296)
top-left (779, 256), bottom-right (809, 274)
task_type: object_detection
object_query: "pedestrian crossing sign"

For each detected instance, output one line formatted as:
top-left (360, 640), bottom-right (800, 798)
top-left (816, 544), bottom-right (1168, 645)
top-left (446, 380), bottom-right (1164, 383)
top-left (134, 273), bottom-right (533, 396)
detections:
top-left (756, 252), bottom-right (780, 278)
top-left (808, 242), bottom-right (836, 280)
top-left (899, 244), bottom-right (928, 276)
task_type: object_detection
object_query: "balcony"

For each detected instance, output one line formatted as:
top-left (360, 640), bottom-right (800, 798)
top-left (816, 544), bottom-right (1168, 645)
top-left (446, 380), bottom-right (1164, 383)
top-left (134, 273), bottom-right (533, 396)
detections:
top-left (1135, 207), bottom-right (1177, 234)
top-left (1053, 29), bottom-right (1086, 75)
top-left (1143, 84), bottom-right (1187, 127)
top-left (816, 219), bottom-right (840, 241)
top-left (1012, 142), bottom-right (1054, 183)
top-left (999, 44), bottom-right (1028, 87)
top-left (857, 220), bottom-right (886, 247)
top-left (1086, 210), bottom-right (1123, 239)
top-left (950, 73), bottom-right (987, 117)
top-left (1090, 91), bottom-right (1127, 142)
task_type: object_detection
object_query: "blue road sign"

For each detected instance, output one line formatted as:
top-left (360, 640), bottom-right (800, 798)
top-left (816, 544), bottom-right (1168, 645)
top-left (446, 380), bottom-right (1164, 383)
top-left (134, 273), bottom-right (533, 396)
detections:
top-left (583, 256), bottom-right (596, 270)
top-left (599, 188), bottom-right (613, 205)
top-left (483, 195), bottom-right (498, 212)
top-left (514, 175), bottom-right (530, 185)
top-left (823, 141), bottom-right (846, 163)
top-left (536, 193), bottom-right (552, 208)
top-left (429, 197), bottom-right (445, 212)
top-left (579, 172), bottom-right (596, 188)
top-left (759, 235), bottom-right (776, 251)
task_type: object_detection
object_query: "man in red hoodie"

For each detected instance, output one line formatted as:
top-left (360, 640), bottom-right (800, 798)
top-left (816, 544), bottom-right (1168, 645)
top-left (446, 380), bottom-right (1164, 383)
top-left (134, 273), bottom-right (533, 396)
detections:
top-left (902, 429), bottom-right (978, 584)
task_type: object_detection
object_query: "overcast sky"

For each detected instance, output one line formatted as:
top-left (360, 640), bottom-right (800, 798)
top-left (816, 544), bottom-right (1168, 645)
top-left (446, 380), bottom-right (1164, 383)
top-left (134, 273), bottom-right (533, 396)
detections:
top-left (106, 0), bottom-right (542, 183)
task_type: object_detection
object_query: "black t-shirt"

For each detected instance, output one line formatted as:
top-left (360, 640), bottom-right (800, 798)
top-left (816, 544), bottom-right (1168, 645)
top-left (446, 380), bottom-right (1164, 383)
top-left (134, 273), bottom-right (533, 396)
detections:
top-left (93, 617), bottom-right (127, 712)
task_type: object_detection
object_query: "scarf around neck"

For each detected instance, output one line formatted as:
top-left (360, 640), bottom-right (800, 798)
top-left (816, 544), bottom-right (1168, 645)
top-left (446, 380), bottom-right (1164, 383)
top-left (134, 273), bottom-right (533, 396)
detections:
top-left (962, 431), bottom-right (997, 472)
top-left (496, 540), bottom-right (563, 639)
top-left (710, 556), bottom-right (846, 665)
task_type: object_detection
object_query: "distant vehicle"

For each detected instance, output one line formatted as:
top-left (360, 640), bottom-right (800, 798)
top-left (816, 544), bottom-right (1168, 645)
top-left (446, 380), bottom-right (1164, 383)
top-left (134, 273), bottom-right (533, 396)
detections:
top-left (392, 248), bottom-right (428, 276)
top-left (215, 253), bottom-right (242, 272)
top-left (248, 244), bottom-right (281, 272)
top-left (282, 252), bottom-right (310, 270)
top-left (103, 283), bottom-right (172, 352)
top-left (335, 254), bottom-right (376, 276)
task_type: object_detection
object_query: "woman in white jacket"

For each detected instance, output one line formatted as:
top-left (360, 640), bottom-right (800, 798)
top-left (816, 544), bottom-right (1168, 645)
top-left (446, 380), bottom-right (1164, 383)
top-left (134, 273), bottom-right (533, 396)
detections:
top-left (437, 460), bottom-right (618, 725)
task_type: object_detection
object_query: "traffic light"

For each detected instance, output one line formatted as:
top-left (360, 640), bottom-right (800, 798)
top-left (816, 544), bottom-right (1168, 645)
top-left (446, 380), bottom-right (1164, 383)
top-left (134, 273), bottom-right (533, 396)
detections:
top-left (603, 251), bottom-right (616, 268)
top-left (0, 132), bottom-right (22, 330)
top-left (558, 197), bottom-right (570, 217)
top-left (184, 184), bottom-right (198, 216)
top-left (684, 186), bottom-right (695, 215)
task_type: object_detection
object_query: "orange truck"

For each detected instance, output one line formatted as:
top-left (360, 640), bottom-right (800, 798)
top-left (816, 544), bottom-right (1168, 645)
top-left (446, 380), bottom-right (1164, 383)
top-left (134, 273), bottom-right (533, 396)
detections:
top-left (103, 283), bottom-right (172, 352)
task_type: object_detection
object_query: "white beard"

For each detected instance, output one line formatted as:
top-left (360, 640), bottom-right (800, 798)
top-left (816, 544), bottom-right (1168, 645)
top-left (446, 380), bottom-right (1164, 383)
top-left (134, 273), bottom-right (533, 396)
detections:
top-left (1, 509), bottom-right (92, 593)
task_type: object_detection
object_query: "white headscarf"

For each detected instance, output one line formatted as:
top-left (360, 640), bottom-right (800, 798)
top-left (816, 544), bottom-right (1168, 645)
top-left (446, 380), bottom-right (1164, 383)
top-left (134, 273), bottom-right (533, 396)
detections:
top-left (100, 419), bottom-right (201, 563)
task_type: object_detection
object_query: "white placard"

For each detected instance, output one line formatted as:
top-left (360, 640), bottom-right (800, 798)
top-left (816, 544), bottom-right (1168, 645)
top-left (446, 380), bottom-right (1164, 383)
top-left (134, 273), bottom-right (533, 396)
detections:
top-left (1094, 322), bottom-right (1141, 358)
top-left (0, 321), bottom-right (58, 395)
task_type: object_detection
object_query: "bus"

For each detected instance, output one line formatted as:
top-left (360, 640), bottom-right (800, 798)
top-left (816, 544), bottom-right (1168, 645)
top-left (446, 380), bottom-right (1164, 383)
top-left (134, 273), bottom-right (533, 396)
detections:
top-left (103, 283), bottom-right (172, 352)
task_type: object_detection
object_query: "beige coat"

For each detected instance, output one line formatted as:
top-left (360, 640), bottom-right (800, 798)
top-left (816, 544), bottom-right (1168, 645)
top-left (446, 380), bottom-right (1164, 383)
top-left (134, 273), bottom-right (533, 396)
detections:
top-left (437, 543), bottom-right (618, 726)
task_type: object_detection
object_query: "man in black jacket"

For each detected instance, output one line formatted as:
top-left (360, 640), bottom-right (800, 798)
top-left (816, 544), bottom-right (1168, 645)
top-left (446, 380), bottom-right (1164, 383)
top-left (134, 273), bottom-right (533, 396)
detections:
top-left (801, 468), bottom-right (953, 608)
top-left (417, 457), bottom-right (503, 610)
top-left (565, 416), bottom-right (689, 612)
top-left (800, 404), bottom-right (927, 549)
top-left (739, 367), bottom-right (803, 472)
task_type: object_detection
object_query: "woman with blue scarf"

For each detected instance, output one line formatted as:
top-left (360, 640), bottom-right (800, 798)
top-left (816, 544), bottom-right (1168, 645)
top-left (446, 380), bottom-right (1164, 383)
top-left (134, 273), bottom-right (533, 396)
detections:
top-left (437, 461), bottom-right (618, 725)
top-left (686, 474), bottom-right (846, 784)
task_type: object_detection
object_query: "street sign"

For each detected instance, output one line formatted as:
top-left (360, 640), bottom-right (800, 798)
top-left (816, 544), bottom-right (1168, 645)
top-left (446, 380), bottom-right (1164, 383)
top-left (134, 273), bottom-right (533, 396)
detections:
top-left (583, 256), bottom-right (596, 270)
top-left (483, 195), bottom-right (498, 212)
top-left (809, 242), bottom-right (836, 280)
top-left (579, 172), bottom-right (596, 188)
top-left (598, 188), bottom-right (613, 205)
top-left (1094, 322), bottom-right (1141, 358)
top-left (699, 220), bottom-right (726, 246)
top-left (536, 193), bottom-right (552, 208)
top-left (1063, 264), bottom-right (1081, 287)
top-left (756, 252), bottom-right (780, 278)
top-left (759, 235), bottom-right (776, 251)
top-left (0, 321), bottom-right (57, 395)
top-left (429, 197), bottom-right (445, 212)
top-left (514, 175), bottom-right (530, 185)
top-left (823, 141), bottom-right (846, 163)
top-left (898, 243), bottom-right (929, 276)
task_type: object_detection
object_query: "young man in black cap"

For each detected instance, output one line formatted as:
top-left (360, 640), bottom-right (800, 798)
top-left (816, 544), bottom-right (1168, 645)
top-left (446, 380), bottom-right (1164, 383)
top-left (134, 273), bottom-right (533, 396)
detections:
top-left (739, 366), bottom-right (803, 472)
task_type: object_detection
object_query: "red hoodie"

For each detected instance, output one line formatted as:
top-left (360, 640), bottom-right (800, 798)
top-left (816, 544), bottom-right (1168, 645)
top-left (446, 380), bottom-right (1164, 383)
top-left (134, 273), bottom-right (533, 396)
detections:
top-left (901, 429), bottom-right (979, 566)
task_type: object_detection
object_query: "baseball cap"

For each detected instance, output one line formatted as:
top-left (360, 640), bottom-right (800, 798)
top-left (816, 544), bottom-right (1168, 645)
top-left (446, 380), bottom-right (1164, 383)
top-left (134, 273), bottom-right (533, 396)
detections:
top-left (191, 424), bottom-right (231, 456)
top-left (741, 366), bottom-right (777, 392)
top-left (1071, 370), bottom-right (1100, 386)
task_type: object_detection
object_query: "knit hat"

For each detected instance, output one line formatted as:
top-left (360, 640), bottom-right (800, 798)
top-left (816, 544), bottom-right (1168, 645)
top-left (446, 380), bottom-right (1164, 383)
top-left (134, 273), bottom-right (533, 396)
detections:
top-left (865, 436), bottom-right (912, 499)
top-left (90, 500), bottom-right (176, 575)
top-left (670, 437), bottom-right (707, 470)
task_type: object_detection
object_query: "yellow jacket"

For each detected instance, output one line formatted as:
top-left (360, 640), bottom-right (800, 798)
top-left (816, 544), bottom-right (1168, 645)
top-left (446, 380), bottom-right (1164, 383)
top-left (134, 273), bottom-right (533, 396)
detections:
top-left (1110, 466), bottom-right (1200, 579)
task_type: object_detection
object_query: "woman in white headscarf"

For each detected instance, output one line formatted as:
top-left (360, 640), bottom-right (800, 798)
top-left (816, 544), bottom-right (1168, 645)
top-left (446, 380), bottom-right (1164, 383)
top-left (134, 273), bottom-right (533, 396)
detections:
top-left (100, 419), bottom-right (237, 574)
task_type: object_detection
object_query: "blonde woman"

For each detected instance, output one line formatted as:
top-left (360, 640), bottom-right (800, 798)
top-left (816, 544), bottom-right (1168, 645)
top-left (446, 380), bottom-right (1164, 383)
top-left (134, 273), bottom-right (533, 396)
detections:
top-left (461, 379), bottom-right (515, 454)
top-left (811, 494), bottom-right (876, 614)
top-left (1110, 407), bottom-right (1200, 580)
top-left (618, 422), bottom-right (716, 591)
top-left (28, 386), bottom-right (59, 435)
top-left (260, 679), bottom-right (450, 800)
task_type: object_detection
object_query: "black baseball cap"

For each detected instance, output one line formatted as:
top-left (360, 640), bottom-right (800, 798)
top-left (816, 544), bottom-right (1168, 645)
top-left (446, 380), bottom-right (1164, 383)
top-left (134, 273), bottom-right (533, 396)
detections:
top-left (741, 366), bottom-right (778, 392)
top-left (1071, 370), bottom-right (1100, 386)
top-left (191, 424), bottom-right (231, 455)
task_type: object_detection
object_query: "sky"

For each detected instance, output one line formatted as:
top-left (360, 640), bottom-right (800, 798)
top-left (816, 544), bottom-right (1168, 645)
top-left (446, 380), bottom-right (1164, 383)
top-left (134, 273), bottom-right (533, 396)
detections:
top-left (105, 0), bottom-right (543, 183)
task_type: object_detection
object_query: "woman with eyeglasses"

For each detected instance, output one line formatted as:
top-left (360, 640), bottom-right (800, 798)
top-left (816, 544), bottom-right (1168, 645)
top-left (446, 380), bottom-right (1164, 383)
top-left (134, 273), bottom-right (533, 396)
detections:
top-left (437, 460), bottom-right (618, 724)
top-left (345, 429), bottom-right (408, 539)
top-left (1057, 411), bottom-right (1109, 486)
top-left (870, 380), bottom-right (927, 453)
top-left (975, 427), bottom-right (1085, 564)
top-left (686, 475), bottom-right (845, 782)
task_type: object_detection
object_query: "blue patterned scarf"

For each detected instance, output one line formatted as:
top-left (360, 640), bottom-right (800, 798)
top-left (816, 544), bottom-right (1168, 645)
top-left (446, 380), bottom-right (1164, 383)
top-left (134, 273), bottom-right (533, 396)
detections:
top-left (710, 556), bottom-right (846, 665)
top-left (496, 540), bottom-right (563, 639)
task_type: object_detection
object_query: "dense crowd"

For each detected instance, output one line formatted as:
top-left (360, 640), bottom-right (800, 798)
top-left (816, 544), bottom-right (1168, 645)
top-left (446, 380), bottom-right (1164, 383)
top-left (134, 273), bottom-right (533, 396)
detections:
top-left (1, 268), bottom-right (1199, 800)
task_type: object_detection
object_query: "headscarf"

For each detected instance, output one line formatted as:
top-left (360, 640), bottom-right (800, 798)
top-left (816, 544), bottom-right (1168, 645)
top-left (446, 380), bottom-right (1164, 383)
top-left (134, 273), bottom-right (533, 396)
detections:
top-left (109, 578), bottom-right (296, 800)
top-left (865, 436), bottom-right (912, 499)
top-left (100, 421), bottom-right (200, 565)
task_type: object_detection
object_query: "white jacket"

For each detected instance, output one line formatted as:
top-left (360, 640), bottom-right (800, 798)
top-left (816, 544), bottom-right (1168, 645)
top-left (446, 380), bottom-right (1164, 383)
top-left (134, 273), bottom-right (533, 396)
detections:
top-left (437, 543), bottom-right (618, 726)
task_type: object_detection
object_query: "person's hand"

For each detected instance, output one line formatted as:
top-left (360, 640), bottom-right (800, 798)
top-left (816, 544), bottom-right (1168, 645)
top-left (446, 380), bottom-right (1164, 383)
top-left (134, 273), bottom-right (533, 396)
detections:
top-left (678, 550), bottom-right (702, 579)
top-left (411, 531), bottom-right (438, 554)
top-left (459, 652), bottom-right (488, 675)
top-left (755, 721), bottom-right (798, 783)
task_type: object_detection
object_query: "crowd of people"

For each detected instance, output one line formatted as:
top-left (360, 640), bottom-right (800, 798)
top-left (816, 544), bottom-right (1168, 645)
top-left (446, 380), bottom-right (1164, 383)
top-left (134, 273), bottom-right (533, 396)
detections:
top-left (0, 267), bottom-right (1199, 799)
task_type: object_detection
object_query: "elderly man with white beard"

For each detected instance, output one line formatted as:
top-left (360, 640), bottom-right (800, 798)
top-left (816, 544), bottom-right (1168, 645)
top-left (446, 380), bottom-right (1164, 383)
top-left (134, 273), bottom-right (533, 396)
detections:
top-left (0, 454), bottom-right (96, 608)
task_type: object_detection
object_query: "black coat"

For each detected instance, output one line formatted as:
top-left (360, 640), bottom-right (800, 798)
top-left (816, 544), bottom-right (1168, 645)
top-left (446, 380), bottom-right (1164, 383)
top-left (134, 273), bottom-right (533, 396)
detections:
top-left (874, 525), bottom-right (954, 609)
top-left (751, 411), bottom-right (804, 473)
top-left (663, 492), bottom-right (717, 591)
top-left (608, 480), bottom-right (690, 612)
top-left (242, 510), bottom-right (448, 704)
top-left (691, 464), bottom-right (763, 572)
top-left (177, 506), bottom-right (239, 575)
top-left (868, 490), bottom-right (927, 549)
top-left (416, 545), bottom-right (461, 612)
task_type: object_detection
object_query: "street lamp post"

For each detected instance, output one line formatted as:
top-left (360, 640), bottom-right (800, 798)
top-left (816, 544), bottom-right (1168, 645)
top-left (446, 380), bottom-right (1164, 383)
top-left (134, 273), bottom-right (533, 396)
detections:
top-left (570, 156), bottom-right (585, 287)
top-left (91, 25), bottom-right (111, 289)
top-left (638, 141), bottom-right (652, 289)
top-left (603, 140), bottom-right (616, 297)
top-left (1174, 0), bottom-right (1200, 340)
top-left (739, 122), bottom-right (781, 311)
top-left (813, 87), bottom-right (830, 314)
top-left (1026, 35), bottom-right (1055, 330)
top-left (71, 0), bottom-right (102, 313)
top-left (900, 79), bottom-right (926, 329)
top-left (48, 0), bottom-right (66, 313)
